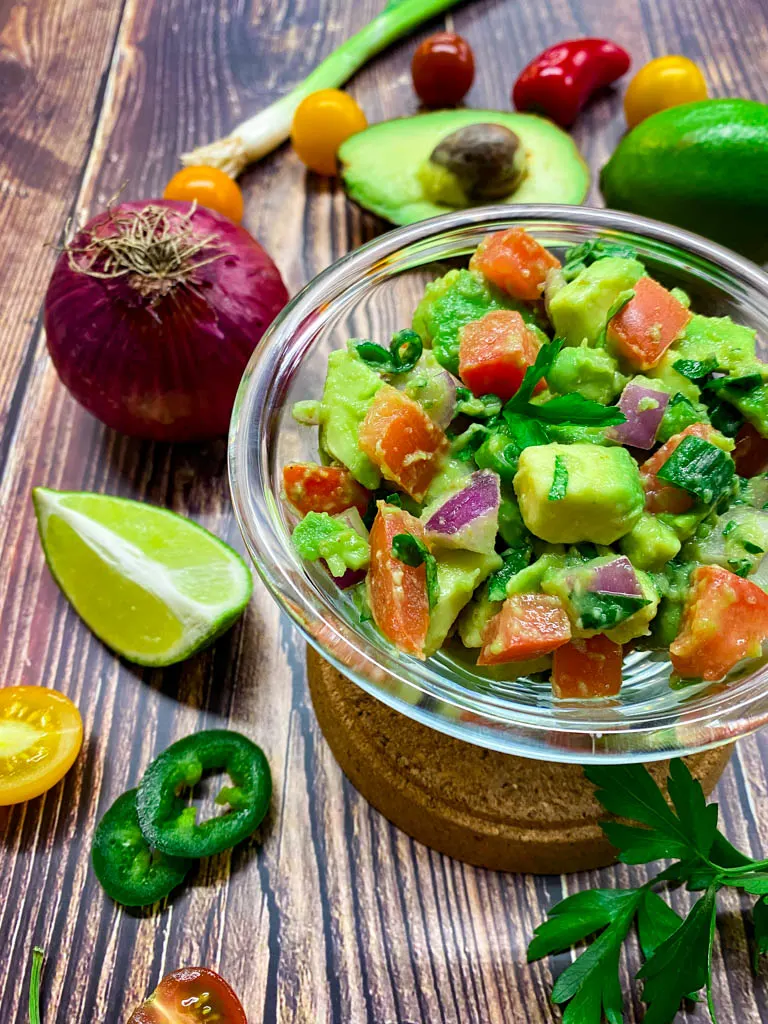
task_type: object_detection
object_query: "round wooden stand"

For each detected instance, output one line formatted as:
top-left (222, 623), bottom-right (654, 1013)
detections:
top-left (307, 647), bottom-right (733, 874)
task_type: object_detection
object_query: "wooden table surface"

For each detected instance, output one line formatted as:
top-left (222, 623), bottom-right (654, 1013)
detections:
top-left (2, 0), bottom-right (768, 1021)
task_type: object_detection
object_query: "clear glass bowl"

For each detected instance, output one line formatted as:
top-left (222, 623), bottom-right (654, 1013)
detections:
top-left (229, 205), bottom-right (768, 763)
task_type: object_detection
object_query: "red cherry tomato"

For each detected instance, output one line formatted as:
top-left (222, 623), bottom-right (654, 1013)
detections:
top-left (411, 32), bottom-right (475, 108)
top-left (127, 966), bottom-right (247, 1023)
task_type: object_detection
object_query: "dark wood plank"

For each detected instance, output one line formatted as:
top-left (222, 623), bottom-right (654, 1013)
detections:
top-left (2, 0), bottom-right (768, 1021)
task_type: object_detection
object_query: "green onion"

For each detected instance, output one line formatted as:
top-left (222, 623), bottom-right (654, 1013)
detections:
top-left (728, 558), bottom-right (753, 577)
top-left (576, 592), bottom-right (650, 631)
top-left (391, 533), bottom-right (439, 609)
top-left (548, 455), bottom-right (569, 501)
top-left (656, 435), bottom-right (735, 505)
top-left (723, 520), bottom-right (737, 536)
top-left (673, 357), bottom-right (719, 381)
top-left (704, 372), bottom-right (763, 395)
top-left (487, 544), bottom-right (533, 601)
top-left (706, 395), bottom-right (744, 438)
top-left (29, 946), bottom-right (44, 1024)
top-left (743, 540), bottom-right (764, 555)
top-left (181, 0), bottom-right (464, 175)
top-left (357, 329), bottom-right (423, 373)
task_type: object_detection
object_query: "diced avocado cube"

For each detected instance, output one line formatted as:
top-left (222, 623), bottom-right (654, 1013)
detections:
top-left (424, 549), bottom-right (502, 656)
top-left (514, 443), bottom-right (644, 544)
top-left (547, 343), bottom-right (627, 404)
top-left (619, 513), bottom-right (682, 571)
top-left (292, 512), bottom-right (370, 577)
top-left (457, 587), bottom-right (502, 649)
top-left (319, 350), bottom-right (383, 489)
top-left (674, 314), bottom-right (758, 372)
top-left (505, 552), bottom-right (565, 596)
top-left (548, 257), bottom-right (645, 347)
top-left (646, 349), bottom-right (703, 403)
top-left (421, 455), bottom-right (474, 504)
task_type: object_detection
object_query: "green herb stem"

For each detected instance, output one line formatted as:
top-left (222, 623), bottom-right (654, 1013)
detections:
top-left (29, 946), bottom-right (44, 1024)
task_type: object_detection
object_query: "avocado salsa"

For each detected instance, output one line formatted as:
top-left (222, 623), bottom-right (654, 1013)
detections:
top-left (284, 228), bottom-right (768, 698)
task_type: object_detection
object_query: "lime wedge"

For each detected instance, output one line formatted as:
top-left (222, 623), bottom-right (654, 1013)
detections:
top-left (32, 488), bottom-right (253, 666)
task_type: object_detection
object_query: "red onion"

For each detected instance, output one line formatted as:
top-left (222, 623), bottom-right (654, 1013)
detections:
top-left (589, 556), bottom-right (642, 597)
top-left (610, 382), bottom-right (669, 450)
top-left (424, 469), bottom-right (500, 553)
top-left (44, 199), bottom-right (288, 441)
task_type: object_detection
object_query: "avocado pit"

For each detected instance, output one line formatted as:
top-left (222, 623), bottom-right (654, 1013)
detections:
top-left (419, 123), bottom-right (527, 207)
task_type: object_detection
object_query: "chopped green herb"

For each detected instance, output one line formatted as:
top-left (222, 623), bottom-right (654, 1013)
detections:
top-left (706, 394), bottom-right (744, 438)
top-left (548, 454), bottom-right (569, 501)
top-left (656, 435), bottom-right (735, 505)
top-left (728, 558), bottom-right (753, 577)
top-left (673, 356), bottom-right (720, 381)
top-left (722, 520), bottom-right (737, 536)
top-left (448, 422), bottom-right (488, 460)
top-left (391, 533), bottom-right (439, 609)
top-left (561, 239), bottom-right (639, 281)
top-left (576, 592), bottom-right (650, 631)
top-left (704, 372), bottom-right (763, 396)
top-left (504, 413), bottom-right (550, 449)
top-left (356, 329), bottom-right (423, 374)
top-left (487, 544), bottom-right (534, 601)
top-left (743, 540), bottom-right (765, 555)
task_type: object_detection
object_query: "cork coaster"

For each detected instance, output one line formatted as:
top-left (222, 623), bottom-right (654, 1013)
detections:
top-left (307, 647), bottom-right (733, 874)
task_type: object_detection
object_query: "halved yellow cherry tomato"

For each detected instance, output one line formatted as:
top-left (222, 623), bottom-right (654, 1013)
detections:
top-left (624, 55), bottom-right (708, 128)
top-left (0, 687), bottom-right (83, 805)
top-left (164, 166), bottom-right (244, 223)
top-left (291, 89), bottom-right (367, 176)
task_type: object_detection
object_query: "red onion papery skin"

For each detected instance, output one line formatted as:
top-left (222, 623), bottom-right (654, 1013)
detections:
top-left (44, 199), bottom-right (289, 441)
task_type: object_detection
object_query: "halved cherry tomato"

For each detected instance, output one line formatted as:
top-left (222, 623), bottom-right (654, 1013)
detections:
top-left (411, 32), bottom-right (475, 108)
top-left (552, 636), bottom-right (623, 698)
top-left (470, 228), bottom-right (561, 302)
top-left (733, 422), bottom-right (768, 478)
top-left (624, 55), bottom-right (708, 129)
top-left (367, 503), bottom-right (430, 658)
top-left (606, 275), bottom-right (692, 370)
top-left (670, 564), bottom-right (768, 681)
top-left (127, 966), bottom-right (246, 1024)
top-left (291, 89), bottom-right (367, 176)
top-left (458, 309), bottom-right (543, 401)
top-left (478, 594), bottom-right (571, 665)
top-left (163, 166), bottom-right (244, 224)
top-left (359, 384), bottom-right (449, 501)
top-left (640, 423), bottom-right (722, 514)
top-left (283, 463), bottom-right (370, 516)
top-left (0, 687), bottom-right (83, 806)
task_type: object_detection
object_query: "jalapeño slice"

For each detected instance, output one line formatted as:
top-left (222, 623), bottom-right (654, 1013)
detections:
top-left (92, 789), bottom-right (192, 906)
top-left (136, 730), bottom-right (271, 859)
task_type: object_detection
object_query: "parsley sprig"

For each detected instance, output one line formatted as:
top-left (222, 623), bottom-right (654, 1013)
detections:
top-left (528, 759), bottom-right (768, 1023)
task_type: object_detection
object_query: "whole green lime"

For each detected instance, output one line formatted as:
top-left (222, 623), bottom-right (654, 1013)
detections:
top-left (600, 98), bottom-right (768, 259)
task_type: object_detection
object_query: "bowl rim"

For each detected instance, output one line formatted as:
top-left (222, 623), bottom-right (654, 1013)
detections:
top-left (229, 203), bottom-right (768, 763)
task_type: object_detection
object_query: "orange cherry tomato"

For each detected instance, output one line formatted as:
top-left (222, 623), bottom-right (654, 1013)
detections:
top-left (624, 55), bottom-right (708, 128)
top-left (164, 166), bottom-right (244, 224)
top-left (127, 966), bottom-right (247, 1024)
top-left (291, 89), bottom-right (367, 176)
top-left (0, 686), bottom-right (83, 806)
top-left (412, 32), bottom-right (475, 108)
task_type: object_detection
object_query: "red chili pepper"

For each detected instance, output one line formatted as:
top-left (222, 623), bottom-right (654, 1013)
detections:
top-left (513, 39), bottom-right (631, 127)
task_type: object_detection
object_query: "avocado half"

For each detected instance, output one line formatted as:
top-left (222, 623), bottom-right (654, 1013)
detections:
top-left (338, 109), bottom-right (590, 225)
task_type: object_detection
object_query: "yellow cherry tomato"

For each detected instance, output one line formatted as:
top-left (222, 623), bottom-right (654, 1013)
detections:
top-left (164, 166), bottom-right (244, 223)
top-left (624, 55), bottom-right (708, 128)
top-left (291, 89), bottom-right (367, 176)
top-left (0, 686), bottom-right (83, 805)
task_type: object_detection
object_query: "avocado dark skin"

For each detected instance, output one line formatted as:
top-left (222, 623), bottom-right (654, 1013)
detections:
top-left (601, 98), bottom-right (768, 261)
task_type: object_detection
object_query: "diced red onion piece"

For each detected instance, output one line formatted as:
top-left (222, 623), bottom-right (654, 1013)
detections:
top-left (610, 382), bottom-right (670, 450)
top-left (333, 507), bottom-right (370, 541)
top-left (424, 470), bottom-right (500, 554)
top-left (589, 556), bottom-right (642, 597)
top-left (401, 366), bottom-right (460, 428)
top-left (334, 568), bottom-right (366, 589)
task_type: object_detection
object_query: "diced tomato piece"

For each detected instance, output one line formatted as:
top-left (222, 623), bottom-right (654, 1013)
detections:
top-left (359, 384), bottom-right (449, 501)
top-left (469, 227), bottom-right (561, 302)
top-left (607, 276), bottom-right (692, 370)
top-left (458, 310), bottom-right (543, 401)
top-left (552, 636), bottom-right (624, 698)
top-left (283, 462), bottom-right (371, 516)
top-left (640, 423), bottom-right (720, 514)
top-left (733, 422), bottom-right (768, 478)
top-left (367, 503), bottom-right (430, 658)
top-left (670, 564), bottom-right (768, 680)
top-left (478, 593), bottom-right (571, 665)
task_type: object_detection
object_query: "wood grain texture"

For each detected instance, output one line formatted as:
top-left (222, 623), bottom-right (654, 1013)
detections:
top-left (1, 0), bottom-right (768, 1021)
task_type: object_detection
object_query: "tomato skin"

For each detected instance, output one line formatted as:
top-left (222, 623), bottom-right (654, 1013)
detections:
top-left (0, 687), bottom-right (83, 806)
top-left (163, 166), bottom-right (244, 223)
top-left (607, 276), bottom-right (692, 371)
top-left (127, 966), bottom-right (247, 1024)
top-left (367, 503), bottom-right (430, 658)
top-left (640, 423), bottom-right (720, 514)
top-left (624, 55), bottom-right (708, 128)
top-left (459, 309), bottom-right (542, 401)
top-left (671, 565), bottom-right (768, 681)
top-left (283, 463), bottom-right (370, 516)
top-left (552, 636), bottom-right (623, 698)
top-left (359, 384), bottom-right (449, 501)
top-left (733, 422), bottom-right (768, 478)
top-left (470, 228), bottom-right (561, 302)
top-left (478, 594), bottom-right (571, 665)
top-left (291, 89), bottom-right (367, 175)
top-left (412, 32), bottom-right (475, 108)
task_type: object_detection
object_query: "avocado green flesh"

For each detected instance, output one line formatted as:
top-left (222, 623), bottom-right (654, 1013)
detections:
top-left (600, 98), bottom-right (768, 259)
top-left (339, 110), bottom-right (590, 225)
